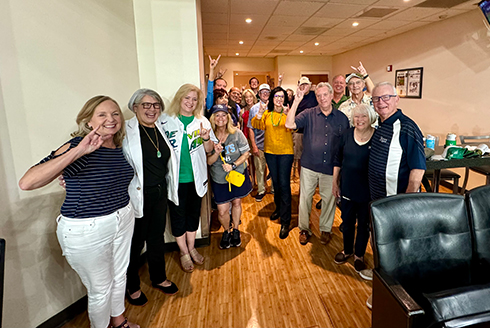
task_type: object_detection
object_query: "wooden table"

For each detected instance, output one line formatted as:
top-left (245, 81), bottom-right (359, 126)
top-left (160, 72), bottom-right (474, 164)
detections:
top-left (425, 153), bottom-right (490, 193)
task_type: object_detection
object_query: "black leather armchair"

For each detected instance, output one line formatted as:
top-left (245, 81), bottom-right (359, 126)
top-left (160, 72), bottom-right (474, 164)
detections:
top-left (370, 192), bottom-right (490, 328)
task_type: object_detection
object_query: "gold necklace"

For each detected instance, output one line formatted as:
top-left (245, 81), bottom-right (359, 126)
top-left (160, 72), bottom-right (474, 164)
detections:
top-left (141, 125), bottom-right (161, 158)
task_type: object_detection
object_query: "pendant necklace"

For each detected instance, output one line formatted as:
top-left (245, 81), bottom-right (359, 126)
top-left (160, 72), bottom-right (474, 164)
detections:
top-left (271, 108), bottom-right (284, 127)
top-left (142, 125), bottom-right (161, 158)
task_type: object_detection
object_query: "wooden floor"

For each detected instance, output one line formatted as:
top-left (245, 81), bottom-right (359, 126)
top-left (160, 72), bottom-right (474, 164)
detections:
top-left (65, 177), bottom-right (450, 328)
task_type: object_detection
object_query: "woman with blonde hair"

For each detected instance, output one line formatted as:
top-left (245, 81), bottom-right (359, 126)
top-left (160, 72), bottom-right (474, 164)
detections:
top-left (19, 96), bottom-right (139, 328)
top-left (160, 84), bottom-right (217, 272)
top-left (240, 88), bottom-right (257, 185)
top-left (207, 104), bottom-right (252, 249)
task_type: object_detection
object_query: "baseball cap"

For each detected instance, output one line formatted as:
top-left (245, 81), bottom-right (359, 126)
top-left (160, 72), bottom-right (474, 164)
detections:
top-left (298, 77), bottom-right (311, 85)
top-left (258, 84), bottom-right (271, 92)
top-left (346, 73), bottom-right (363, 83)
top-left (210, 104), bottom-right (228, 115)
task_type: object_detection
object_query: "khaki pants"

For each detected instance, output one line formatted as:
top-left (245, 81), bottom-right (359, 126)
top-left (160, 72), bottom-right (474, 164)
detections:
top-left (253, 149), bottom-right (266, 195)
top-left (298, 167), bottom-right (335, 234)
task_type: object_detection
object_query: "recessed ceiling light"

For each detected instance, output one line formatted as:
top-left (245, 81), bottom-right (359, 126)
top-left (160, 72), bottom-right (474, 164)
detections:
top-left (239, 41), bottom-right (244, 44)
top-left (314, 42), bottom-right (319, 46)
top-left (236, 73), bottom-right (238, 75)
top-left (300, 50), bottom-right (304, 53)
top-left (245, 18), bottom-right (252, 23)
top-left (235, 53), bottom-right (239, 56)
top-left (352, 22), bottom-right (359, 27)
top-left (403, 0), bottom-right (410, 2)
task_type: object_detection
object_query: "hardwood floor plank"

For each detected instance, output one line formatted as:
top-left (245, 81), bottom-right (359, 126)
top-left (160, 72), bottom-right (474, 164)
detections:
top-left (63, 180), bottom-right (449, 328)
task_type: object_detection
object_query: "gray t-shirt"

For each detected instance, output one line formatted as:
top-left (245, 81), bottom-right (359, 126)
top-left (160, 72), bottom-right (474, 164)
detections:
top-left (210, 130), bottom-right (250, 184)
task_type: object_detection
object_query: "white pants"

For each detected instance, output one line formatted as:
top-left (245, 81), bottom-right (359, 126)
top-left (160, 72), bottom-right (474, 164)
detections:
top-left (298, 167), bottom-right (336, 234)
top-left (56, 203), bottom-right (135, 328)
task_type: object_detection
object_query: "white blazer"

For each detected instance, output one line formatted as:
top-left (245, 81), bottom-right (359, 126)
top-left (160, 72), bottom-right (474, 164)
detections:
top-left (159, 113), bottom-right (217, 197)
top-left (123, 115), bottom-right (179, 218)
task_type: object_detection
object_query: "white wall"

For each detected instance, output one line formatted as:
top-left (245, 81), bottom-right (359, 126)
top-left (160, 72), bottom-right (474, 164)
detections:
top-left (333, 9), bottom-right (490, 189)
top-left (133, 0), bottom-right (203, 103)
top-left (0, 0), bottom-right (140, 326)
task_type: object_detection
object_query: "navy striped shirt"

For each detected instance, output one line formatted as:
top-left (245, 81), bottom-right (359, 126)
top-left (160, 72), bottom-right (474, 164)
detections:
top-left (39, 137), bottom-right (134, 218)
top-left (368, 109), bottom-right (426, 201)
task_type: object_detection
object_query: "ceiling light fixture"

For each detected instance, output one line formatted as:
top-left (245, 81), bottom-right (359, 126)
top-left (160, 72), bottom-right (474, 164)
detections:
top-left (300, 50), bottom-right (304, 53)
top-left (352, 22), bottom-right (359, 27)
top-left (239, 41), bottom-right (244, 44)
top-left (245, 18), bottom-right (252, 23)
top-left (236, 53), bottom-right (239, 56)
top-left (314, 42), bottom-right (319, 46)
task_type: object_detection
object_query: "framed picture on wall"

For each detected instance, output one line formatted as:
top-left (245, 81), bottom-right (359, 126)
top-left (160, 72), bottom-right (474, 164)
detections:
top-left (395, 67), bottom-right (423, 98)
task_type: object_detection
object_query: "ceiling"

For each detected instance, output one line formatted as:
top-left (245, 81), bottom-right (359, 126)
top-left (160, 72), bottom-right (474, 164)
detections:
top-left (201, 0), bottom-right (480, 57)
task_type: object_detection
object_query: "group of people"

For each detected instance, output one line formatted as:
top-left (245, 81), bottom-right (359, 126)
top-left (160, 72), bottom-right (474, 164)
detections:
top-left (18, 58), bottom-right (427, 327)
top-left (204, 57), bottom-right (426, 309)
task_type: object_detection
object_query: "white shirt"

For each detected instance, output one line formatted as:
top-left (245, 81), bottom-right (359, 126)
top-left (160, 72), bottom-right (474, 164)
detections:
top-left (159, 113), bottom-right (217, 197)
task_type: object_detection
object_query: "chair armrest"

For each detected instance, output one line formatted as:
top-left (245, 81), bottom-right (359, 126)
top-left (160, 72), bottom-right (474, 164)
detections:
top-left (372, 269), bottom-right (425, 328)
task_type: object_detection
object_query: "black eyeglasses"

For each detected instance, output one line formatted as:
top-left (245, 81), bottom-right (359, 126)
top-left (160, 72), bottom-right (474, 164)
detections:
top-left (141, 102), bottom-right (162, 109)
top-left (372, 95), bottom-right (397, 103)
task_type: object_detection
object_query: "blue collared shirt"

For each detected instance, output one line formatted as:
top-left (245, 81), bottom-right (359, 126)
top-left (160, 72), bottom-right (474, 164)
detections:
top-left (295, 106), bottom-right (349, 175)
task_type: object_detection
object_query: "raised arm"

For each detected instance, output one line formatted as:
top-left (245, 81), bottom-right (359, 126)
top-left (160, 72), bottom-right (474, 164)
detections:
top-left (251, 101), bottom-right (268, 130)
top-left (208, 54), bottom-right (221, 82)
top-left (277, 72), bottom-right (284, 87)
top-left (207, 142), bottom-right (223, 165)
top-left (351, 61), bottom-right (375, 95)
top-left (19, 125), bottom-right (108, 190)
top-left (285, 88), bottom-right (303, 130)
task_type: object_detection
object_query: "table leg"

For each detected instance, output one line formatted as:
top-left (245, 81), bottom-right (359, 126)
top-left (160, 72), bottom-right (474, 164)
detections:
top-left (432, 169), bottom-right (441, 193)
top-left (461, 167), bottom-right (470, 195)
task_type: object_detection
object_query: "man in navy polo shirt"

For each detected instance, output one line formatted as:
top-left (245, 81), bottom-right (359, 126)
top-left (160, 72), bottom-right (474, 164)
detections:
top-left (364, 81), bottom-right (426, 309)
top-left (286, 82), bottom-right (349, 246)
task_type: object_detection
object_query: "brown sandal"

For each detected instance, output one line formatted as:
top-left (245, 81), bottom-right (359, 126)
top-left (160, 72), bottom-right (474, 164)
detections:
top-left (180, 253), bottom-right (194, 272)
top-left (189, 248), bottom-right (204, 265)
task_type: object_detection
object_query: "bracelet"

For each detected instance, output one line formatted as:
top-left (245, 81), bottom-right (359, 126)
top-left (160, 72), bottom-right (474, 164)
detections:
top-left (202, 137), bottom-right (210, 142)
top-left (363, 74), bottom-right (369, 79)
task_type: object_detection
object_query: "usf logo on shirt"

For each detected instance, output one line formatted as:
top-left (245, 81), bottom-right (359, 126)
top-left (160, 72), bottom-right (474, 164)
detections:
top-left (166, 128), bottom-right (204, 151)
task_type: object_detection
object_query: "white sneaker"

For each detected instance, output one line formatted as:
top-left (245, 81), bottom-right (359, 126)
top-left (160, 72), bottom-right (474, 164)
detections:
top-left (360, 269), bottom-right (373, 281)
top-left (366, 294), bottom-right (372, 310)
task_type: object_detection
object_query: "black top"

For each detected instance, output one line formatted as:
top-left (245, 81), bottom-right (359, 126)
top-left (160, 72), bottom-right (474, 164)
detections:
top-left (334, 128), bottom-right (371, 203)
top-left (139, 125), bottom-right (170, 188)
top-left (39, 137), bottom-right (134, 218)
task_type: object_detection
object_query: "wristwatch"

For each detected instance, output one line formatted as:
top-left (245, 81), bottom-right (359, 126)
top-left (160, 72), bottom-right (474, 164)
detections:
top-left (232, 162), bottom-right (237, 170)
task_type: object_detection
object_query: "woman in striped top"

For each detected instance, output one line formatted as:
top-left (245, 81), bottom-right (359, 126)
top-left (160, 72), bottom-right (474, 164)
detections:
top-left (19, 96), bottom-right (139, 328)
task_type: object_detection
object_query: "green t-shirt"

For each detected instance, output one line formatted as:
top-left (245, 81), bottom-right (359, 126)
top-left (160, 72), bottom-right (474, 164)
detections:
top-left (179, 115), bottom-right (195, 183)
top-left (332, 95), bottom-right (349, 110)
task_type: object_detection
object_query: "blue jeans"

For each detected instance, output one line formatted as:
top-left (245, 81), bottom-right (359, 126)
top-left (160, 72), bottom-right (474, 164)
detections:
top-left (265, 153), bottom-right (294, 226)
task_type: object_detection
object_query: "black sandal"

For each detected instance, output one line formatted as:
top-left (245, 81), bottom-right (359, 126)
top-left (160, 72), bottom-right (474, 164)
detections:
top-left (112, 317), bottom-right (130, 328)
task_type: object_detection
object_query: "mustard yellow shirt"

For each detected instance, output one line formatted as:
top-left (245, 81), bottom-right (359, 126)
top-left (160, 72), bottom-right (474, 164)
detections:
top-left (251, 110), bottom-right (293, 155)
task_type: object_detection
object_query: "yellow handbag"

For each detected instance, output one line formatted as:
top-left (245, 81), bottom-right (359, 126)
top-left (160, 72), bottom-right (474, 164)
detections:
top-left (220, 153), bottom-right (245, 191)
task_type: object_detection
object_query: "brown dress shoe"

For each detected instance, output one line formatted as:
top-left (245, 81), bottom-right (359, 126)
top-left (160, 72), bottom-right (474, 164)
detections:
top-left (299, 230), bottom-right (310, 245)
top-left (320, 231), bottom-right (332, 245)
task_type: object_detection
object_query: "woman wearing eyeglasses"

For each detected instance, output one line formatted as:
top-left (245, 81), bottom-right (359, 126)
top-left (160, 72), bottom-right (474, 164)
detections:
top-left (207, 104), bottom-right (252, 249)
top-left (251, 86), bottom-right (293, 239)
top-left (332, 103), bottom-right (377, 274)
top-left (123, 89), bottom-right (179, 306)
top-left (160, 84), bottom-right (216, 273)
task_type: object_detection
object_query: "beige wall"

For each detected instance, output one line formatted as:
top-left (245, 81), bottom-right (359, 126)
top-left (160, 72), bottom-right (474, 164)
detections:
top-left (0, 0), bottom-right (140, 326)
top-left (333, 9), bottom-right (490, 189)
top-left (202, 55), bottom-right (333, 93)
top-left (204, 56), bottom-right (275, 89)
top-left (276, 56), bottom-right (333, 91)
